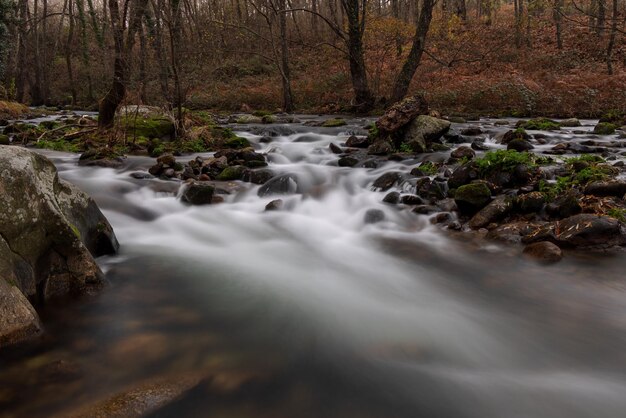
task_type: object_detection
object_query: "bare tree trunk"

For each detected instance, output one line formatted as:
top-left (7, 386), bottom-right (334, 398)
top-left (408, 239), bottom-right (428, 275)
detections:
top-left (65, 0), bottom-right (77, 105)
top-left (390, 0), bottom-right (435, 103)
top-left (554, 0), bottom-right (563, 49)
top-left (279, 0), bottom-right (294, 111)
top-left (98, 0), bottom-right (149, 128)
top-left (596, 0), bottom-right (606, 34)
top-left (606, 0), bottom-right (617, 74)
top-left (169, 0), bottom-right (184, 133)
top-left (342, 0), bottom-right (374, 112)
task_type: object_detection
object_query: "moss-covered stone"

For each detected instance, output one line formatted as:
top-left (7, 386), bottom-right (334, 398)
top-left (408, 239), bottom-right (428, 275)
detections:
top-left (454, 183), bottom-right (492, 214)
top-left (224, 136), bottom-right (250, 148)
top-left (119, 115), bottom-right (175, 139)
top-left (216, 165), bottom-right (247, 181)
top-left (519, 118), bottom-right (561, 131)
top-left (322, 118), bottom-right (347, 127)
top-left (593, 122), bottom-right (617, 135)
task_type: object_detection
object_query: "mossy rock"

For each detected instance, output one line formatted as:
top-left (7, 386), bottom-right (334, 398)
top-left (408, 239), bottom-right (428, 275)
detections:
top-left (454, 183), bottom-right (492, 214)
top-left (216, 165), bottom-right (247, 181)
top-left (322, 118), bottom-right (347, 127)
top-left (593, 122), bottom-right (617, 135)
top-left (236, 115), bottom-right (263, 124)
top-left (519, 118), bottom-right (560, 131)
top-left (0, 134), bottom-right (9, 145)
top-left (119, 116), bottom-right (175, 139)
top-left (224, 136), bottom-right (250, 148)
top-left (39, 120), bottom-right (60, 130)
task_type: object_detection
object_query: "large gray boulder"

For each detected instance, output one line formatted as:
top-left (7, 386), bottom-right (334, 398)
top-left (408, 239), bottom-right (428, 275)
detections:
top-left (402, 115), bottom-right (451, 152)
top-left (0, 146), bottom-right (118, 347)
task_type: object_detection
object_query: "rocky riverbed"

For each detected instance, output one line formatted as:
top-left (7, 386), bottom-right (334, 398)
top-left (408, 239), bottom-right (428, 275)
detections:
top-left (1, 104), bottom-right (626, 417)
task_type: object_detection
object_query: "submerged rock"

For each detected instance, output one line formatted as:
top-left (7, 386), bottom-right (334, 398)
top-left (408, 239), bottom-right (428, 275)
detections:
top-left (0, 146), bottom-right (118, 346)
top-left (523, 241), bottom-right (563, 264)
top-left (258, 174), bottom-right (299, 197)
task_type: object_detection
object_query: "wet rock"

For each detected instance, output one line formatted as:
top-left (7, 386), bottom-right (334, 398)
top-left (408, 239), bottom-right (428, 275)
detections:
top-left (448, 116), bottom-right (467, 123)
top-left (242, 169), bottom-right (273, 185)
top-left (380, 191), bottom-right (400, 205)
top-left (402, 115), bottom-right (451, 153)
top-left (448, 163), bottom-right (480, 189)
top-left (364, 209), bottom-right (385, 224)
top-left (180, 182), bottom-right (215, 205)
top-left (130, 172), bottom-right (154, 180)
top-left (523, 242), bottom-right (563, 264)
top-left (461, 127), bottom-right (483, 136)
top-left (0, 134), bottom-right (9, 145)
top-left (376, 95), bottom-right (429, 135)
top-left (372, 172), bottom-right (404, 191)
top-left (507, 139), bottom-right (534, 152)
top-left (338, 156), bottom-right (359, 167)
top-left (555, 214), bottom-right (625, 247)
top-left (401, 195), bottom-right (425, 205)
top-left (329, 143), bottom-right (342, 154)
top-left (471, 140), bottom-right (489, 151)
top-left (584, 180), bottom-right (626, 197)
top-left (0, 147), bottom-right (118, 346)
top-left (516, 191), bottom-right (546, 213)
top-left (450, 146), bottom-right (475, 159)
top-left (500, 129), bottom-right (530, 144)
top-left (345, 135), bottom-right (370, 148)
top-left (78, 149), bottom-right (125, 168)
top-left (258, 174), bottom-right (299, 197)
top-left (156, 154), bottom-right (176, 166)
top-left (546, 192), bottom-right (582, 218)
top-left (367, 140), bottom-right (394, 155)
top-left (413, 205), bottom-right (439, 214)
top-left (431, 212), bottom-right (453, 225)
top-left (469, 196), bottom-right (512, 229)
top-left (265, 199), bottom-right (283, 211)
top-left (560, 118), bottom-right (581, 127)
top-left (216, 165), bottom-right (247, 181)
top-left (454, 183), bottom-right (491, 215)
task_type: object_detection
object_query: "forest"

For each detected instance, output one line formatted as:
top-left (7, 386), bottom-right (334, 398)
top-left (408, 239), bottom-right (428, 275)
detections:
top-left (0, 0), bottom-right (624, 120)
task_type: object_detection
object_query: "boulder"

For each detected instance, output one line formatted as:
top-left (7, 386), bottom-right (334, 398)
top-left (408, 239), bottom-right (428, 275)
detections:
top-left (258, 174), bottom-right (299, 197)
top-left (216, 165), bottom-right (247, 181)
top-left (555, 214), bottom-right (626, 247)
top-left (584, 181), bottom-right (626, 197)
top-left (367, 140), bottom-right (394, 155)
top-left (507, 139), bottom-right (534, 152)
top-left (523, 241), bottom-right (563, 264)
top-left (345, 135), bottom-right (370, 148)
top-left (560, 118), bottom-right (581, 127)
top-left (402, 115), bottom-right (451, 153)
top-left (0, 146), bottom-right (118, 346)
top-left (372, 172), bottom-right (404, 191)
top-left (450, 146), bottom-right (475, 160)
top-left (454, 183), bottom-right (491, 215)
top-left (375, 95), bottom-right (429, 135)
top-left (516, 191), bottom-right (546, 213)
top-left (180, 182), bottom-right (215, 205)
top-left (469, 196), bottom-right (512, 229)
top-left (593, 122), bottom-right (617, 135)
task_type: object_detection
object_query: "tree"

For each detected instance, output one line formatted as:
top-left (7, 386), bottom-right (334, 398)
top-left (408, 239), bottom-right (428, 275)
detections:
top-left (0, 0), bottom-right (13, 81)
top-left (98, 0), bottom-right (149, 129)
top-left (390, 0), bottom-right (435, 103)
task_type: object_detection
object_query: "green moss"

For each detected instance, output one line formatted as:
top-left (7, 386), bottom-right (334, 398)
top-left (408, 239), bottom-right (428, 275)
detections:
top-left (36, 139), bottom-right (82, 153)
top-left (191, 110), bottom-right (215, 125)
top-left (368, 123), bottom-right (380, 140)
top-left (216, 166), bottom-right (246, 181)
top-left (70, 224), bottom-right (81, 240)
top-left (399, 143), bottom-right (412, 153)
top-left (565, 155), bottom-right (605, 164)
top-left (474, 150), bottom-right (545, 175)
top-left (224, 136), bottom-right (250, 148)
top-left (419, 161), bottom-right (438, 175)
top-left (252, 110), bottom-right (272, 117)
top-left (521, 118), bottom-right (561, 131)
top-left (322, 118), bottom-right (347, 127)
top-left (608, 208), bottom-right (626, 222)
top-left (119, 115), bottom-right (175, 138)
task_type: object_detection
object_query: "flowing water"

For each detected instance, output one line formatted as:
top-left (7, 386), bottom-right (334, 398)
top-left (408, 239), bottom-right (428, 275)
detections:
top-left (1, 116), bottom-right (626, 417)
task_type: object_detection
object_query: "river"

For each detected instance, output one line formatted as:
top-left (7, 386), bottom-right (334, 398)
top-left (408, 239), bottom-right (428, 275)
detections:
top-left (1, 116), bottom-right (626, 417)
